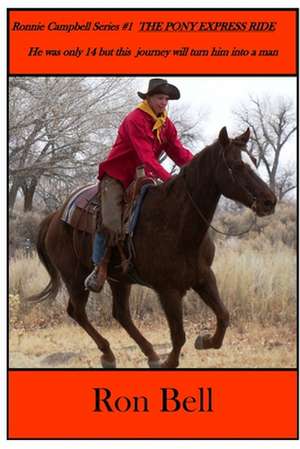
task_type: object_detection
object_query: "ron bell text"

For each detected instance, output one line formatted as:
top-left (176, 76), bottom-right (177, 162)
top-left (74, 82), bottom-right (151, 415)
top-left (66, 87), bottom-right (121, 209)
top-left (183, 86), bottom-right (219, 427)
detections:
top-left (93, 386), bottom-right (214, 413)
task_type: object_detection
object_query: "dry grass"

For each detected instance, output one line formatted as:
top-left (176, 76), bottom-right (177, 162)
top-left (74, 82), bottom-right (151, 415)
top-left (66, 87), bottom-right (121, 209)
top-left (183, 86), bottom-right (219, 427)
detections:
top-left (9, 250), bottom-right (50, 298)
top-left (9, 238), bottom-right (296, 328)
top-left (212, 239), bottom-right (296, 325)
top-left (9, 321), bottom-right (296, 369)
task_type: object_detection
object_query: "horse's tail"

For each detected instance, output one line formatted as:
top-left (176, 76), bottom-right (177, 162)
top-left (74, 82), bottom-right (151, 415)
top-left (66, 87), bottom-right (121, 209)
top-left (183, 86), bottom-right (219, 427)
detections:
top-left (26, 212), bottom-right (61, 303)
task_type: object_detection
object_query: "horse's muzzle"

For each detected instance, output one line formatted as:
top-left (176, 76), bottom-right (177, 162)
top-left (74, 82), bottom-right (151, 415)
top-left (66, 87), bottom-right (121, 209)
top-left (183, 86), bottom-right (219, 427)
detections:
top-left (253, 197), bottom-right (276, 217)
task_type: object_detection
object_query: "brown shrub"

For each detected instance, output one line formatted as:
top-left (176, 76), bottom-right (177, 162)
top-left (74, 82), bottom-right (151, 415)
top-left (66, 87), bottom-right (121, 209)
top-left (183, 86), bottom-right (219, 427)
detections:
top-left (213, 201), bottom-right (296, 249)
top-left (9, 210), bottom-right (47, 258)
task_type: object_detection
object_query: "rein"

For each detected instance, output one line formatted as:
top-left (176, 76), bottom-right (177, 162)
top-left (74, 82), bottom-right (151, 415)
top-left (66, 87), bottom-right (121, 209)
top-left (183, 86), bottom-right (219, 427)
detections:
top-left (221, 149), bottom-right (257, 209)
top-left (182, 151), bottom-right (257, 237)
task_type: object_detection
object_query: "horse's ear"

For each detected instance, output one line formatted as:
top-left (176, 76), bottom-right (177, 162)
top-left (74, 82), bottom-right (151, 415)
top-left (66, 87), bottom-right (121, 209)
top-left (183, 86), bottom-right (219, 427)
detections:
top-left (219, 127), bottom-right (229, 147)
top-left (238, 127), bottom-right (250, 143)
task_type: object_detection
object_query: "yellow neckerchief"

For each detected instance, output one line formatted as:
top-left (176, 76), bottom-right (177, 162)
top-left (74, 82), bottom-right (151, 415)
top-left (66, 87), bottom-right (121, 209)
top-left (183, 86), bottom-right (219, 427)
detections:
top-left (137, 99), bottom-right (167, 143)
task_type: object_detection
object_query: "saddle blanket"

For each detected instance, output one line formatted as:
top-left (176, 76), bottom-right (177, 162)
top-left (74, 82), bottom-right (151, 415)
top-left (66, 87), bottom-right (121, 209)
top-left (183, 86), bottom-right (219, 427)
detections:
top-left (60, 183), bottom-right (99, 233)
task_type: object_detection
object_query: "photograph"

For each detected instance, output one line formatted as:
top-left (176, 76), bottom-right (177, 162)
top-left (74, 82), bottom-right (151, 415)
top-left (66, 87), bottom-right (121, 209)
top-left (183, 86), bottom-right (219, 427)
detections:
top-left (9, 75), bottom-right (297, 370)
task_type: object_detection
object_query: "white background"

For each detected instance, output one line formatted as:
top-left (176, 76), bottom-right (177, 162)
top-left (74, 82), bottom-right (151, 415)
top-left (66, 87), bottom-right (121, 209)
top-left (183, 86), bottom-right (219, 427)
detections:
top-left (1, 1), bottom-right (299, 449)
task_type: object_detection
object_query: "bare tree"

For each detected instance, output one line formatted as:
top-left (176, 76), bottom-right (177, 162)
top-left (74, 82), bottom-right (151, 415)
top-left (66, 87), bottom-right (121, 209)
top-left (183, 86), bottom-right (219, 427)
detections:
top-left (9, 77), bottom-right (137, 211)
top-left (9, 77), bottom-right (208, 211)
top-left (159, 102), bottom-right (205, 173)
top-left (275, 163), bottom-right (297, 200)
top-left (233, 95), bottom-right (296, 200)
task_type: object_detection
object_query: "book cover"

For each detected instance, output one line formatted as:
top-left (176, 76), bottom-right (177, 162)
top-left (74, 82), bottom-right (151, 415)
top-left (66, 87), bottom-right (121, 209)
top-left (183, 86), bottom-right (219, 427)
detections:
top-left (6, 5), bottom-right (298, 442)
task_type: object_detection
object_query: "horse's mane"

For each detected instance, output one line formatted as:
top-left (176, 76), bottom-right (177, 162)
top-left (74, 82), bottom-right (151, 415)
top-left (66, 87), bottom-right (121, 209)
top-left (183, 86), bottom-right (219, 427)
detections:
top-left (164, 139), bottom-right (221, 193)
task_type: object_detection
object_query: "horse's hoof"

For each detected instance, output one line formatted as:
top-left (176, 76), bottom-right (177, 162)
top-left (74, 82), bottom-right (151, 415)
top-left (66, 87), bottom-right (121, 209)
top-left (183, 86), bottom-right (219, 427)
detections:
top-left (194, 334), bottom-right (211, 350)
top-left (101, 356), bottom-right (116, 369)
top-left (159, 361), bottom-right (178, 369)
top-left (148, 359), bottom-right (161, 369)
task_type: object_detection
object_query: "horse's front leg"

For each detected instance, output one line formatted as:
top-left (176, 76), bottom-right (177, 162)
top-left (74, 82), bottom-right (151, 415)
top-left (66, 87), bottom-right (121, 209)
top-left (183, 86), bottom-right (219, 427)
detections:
top-left (193, 268), bottom-right (229, 350)
top-left (157, 288), bottom-right (185, 369)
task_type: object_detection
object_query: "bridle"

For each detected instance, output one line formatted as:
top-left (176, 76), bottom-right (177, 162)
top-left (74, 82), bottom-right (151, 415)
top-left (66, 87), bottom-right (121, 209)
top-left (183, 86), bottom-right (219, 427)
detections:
top-left (221, 147), bottom-right (257, 213)
top-left (183, 146), bottom-right (257, 237)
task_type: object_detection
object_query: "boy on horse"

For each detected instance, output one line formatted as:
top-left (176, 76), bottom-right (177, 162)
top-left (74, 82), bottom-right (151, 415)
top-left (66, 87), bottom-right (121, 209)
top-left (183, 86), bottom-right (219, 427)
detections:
top-left (85, 78), bottom-right (194, 292)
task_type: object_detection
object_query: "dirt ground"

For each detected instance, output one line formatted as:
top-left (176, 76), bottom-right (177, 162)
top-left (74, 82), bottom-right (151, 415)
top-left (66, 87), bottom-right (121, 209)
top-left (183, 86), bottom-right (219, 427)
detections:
top-left (9, 320), bottom-right (296, 369)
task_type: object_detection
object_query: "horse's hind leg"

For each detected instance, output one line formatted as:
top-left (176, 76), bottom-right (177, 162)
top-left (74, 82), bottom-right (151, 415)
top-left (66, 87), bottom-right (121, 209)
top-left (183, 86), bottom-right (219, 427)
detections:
top-left (66, 283), bottom-right (116, 368)
top-left (193, 268), bottom-right (229, 350)
top-left (157, 288), bottom-right (185, 369)
top-left (109, 281), bottom-right (160, 368)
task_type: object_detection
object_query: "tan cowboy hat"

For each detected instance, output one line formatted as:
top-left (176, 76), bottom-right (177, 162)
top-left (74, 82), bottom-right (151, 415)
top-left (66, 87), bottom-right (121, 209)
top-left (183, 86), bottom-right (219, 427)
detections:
top-left (137, 78), bottom-right (180, 100)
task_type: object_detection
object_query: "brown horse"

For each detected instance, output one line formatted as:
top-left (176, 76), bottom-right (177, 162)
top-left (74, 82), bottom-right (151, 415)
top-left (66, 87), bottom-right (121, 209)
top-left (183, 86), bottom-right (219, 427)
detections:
top-left (28, 127), bottom-right (276, 369)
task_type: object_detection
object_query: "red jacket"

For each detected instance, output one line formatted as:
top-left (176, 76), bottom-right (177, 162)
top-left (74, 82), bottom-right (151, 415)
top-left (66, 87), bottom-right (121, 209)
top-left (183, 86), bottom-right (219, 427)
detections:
top-left (98, 108), bottom-right (193, 188)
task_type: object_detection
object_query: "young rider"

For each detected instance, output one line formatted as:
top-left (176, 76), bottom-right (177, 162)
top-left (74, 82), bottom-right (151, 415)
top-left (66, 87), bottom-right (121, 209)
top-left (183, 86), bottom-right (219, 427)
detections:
top-left (85, 78), bottom-right (194, 292)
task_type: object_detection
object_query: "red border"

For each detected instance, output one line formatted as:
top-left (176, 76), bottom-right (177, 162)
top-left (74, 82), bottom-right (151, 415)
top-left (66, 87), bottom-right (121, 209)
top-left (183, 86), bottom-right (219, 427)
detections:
top-left (8, 9), bottom-right (297, 74)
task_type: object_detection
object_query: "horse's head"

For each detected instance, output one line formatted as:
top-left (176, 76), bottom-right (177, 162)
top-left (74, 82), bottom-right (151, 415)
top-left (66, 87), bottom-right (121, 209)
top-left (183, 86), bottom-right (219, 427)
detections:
top-left (216, 127), bottom-right (277, 216)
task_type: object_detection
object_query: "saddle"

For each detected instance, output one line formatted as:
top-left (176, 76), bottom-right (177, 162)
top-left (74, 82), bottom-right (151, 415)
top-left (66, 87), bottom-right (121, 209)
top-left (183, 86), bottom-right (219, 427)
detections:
top-left (61, 176), bottom-right (155, 236)
top-left (60, 184), bottom-right (99, 234)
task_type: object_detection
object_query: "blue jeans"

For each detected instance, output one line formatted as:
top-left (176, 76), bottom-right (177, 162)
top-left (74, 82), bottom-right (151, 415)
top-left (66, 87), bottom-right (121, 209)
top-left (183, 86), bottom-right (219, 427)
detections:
top-left (92, 233), bottom-right (107, 265)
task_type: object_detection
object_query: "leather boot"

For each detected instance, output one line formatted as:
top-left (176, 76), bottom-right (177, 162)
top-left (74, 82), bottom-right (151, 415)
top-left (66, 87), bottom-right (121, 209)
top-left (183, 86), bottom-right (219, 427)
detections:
top-left (84, 260), bottom-right (108, 293)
